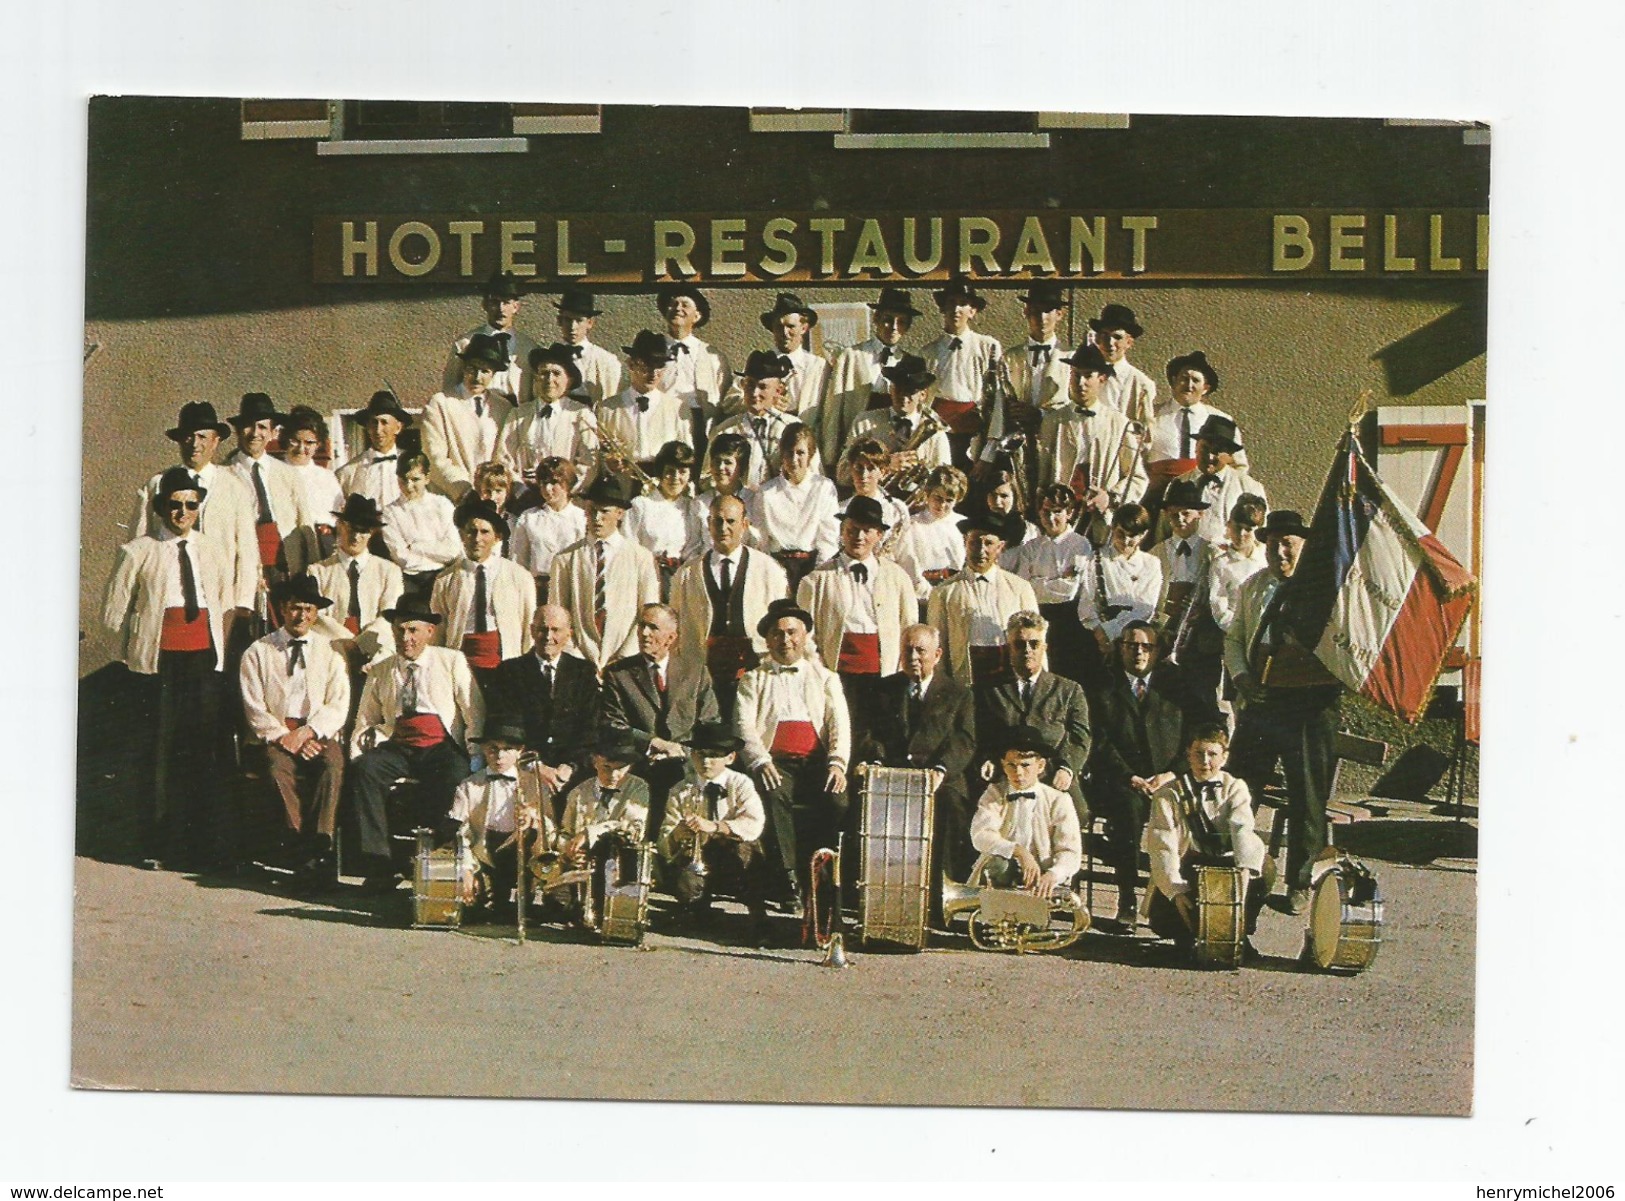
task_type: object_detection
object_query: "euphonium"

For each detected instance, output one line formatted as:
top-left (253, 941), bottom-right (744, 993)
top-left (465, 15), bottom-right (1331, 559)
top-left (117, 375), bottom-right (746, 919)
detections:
top-left (941, 858), bottom-right (1090, 954)
top-left (880, 411), bottom-right (948, 504)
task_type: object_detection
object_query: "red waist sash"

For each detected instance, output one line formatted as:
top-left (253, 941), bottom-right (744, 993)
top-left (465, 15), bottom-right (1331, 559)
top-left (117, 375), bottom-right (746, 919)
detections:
top-left (706, 635), bottom-right (758, 682)
top-left (393, 713), bottom-right (449, 747)
top-left (922, 567), bottom-right (957, 585)
top-left (160, 606), bottom-right (212, 652)
top-left (770, 720), bottom-right (820, 758)
top-left (1149, 458), bottom-right (1198, 487)
top-left (931, 397), bottom-right (982, 436)
top-left (343, 615), bottom-right (361, 635)
top-left (255, 521), bottom-right (283, 567)
top-left (461, 631), bottom-right (502, 670)
top-left (836, 632), bottom-right (881, 676)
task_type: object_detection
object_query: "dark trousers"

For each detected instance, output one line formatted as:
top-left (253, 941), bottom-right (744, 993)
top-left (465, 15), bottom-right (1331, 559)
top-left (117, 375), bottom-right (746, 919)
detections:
top-left (637, 755), bottom-right (689, 848)
top-left (1087, 779), bottom-right (1148, 903)
top-left (1226, 687), bottom-right (1340, 892)
top-left (349, 738), bottom-right (468, 865)
top-left (470, 828), bottom-right (539, 916)
top-left (136, 650), bottom-right (224, 865)
top-left (837, 671), bottom-right (884, 745)
top-left (664, 837), bottom-right (768, 916)
top-left (757, 753), bottom-right (848, 894)
top-left (265, 739), bottom-right (345, 839)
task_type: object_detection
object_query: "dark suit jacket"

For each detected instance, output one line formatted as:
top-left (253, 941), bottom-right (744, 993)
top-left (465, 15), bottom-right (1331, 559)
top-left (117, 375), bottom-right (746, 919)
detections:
top-left (490, 651), bottom-right (601, 771)
top-left (1086, 667), bottom-right (1189, 791)
top-left (854, 672), bottom-right (976, 800)
top-left (977, 670), bottom-right (1093, 784)
top-left (600, 653), bottom-right (719, 754)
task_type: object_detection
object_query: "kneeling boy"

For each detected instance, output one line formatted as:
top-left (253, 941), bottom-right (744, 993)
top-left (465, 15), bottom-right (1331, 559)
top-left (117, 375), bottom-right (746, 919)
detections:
top-left (656, 721), bottom-right (769, 935)
top-left (969, 725), bottom-right (1082, 893)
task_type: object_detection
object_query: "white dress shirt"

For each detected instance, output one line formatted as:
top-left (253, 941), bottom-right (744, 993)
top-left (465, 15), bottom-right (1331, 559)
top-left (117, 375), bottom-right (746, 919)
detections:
top-left (509, 502), bottom-right (586, 577)
top-left (1099, 357), bottom-right (1157, 426)
top-left (1077, 547), bottom-right (1163, 639)
top-left (286, 461), bottom-right (345, 528)
top-left (970, 779), bottom-right (1082, 885)
top-left (658, 766), bottom-right (767, 859)
top-left (1208, 543), bottom-right (1269, 633)
top-left (747, 473), bottom-right (840, 559)
top-left (627, 492), bottom-right (708, 563)
top-left (1150, 400), bottom-right (1242, 465)
top-left (600, 386), bottom-right (691, 462)
top-left (894, 510), bottom-right (966, 600)
top-left (381, 493), bottom-right (462, 575)
top-left (1004, 529), bottom-right (1095, 605)
top-left (1144, 772), bottom-right (1267, 899)
top-left (336, 447), bottom-right (404, 507)
top-left (733, 657), bottom-right (851, 772)
top-left (239, 626), bottom-right (351, 742)
top-left (560, 778), bottom-right (650, 845)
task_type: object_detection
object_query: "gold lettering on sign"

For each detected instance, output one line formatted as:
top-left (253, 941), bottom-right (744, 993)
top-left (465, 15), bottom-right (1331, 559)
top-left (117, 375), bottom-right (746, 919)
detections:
top-left (1476, 213), bottom-right (1489, 272)
top-left (902, 217), bottom-right (943, 274)
top-left (1429, 214), bottom-right (1461, 271)
top-left (710, 219), bottom-right (747, 278)
top-left (1007, 216), bottom-right (1055, 274)
top-left (1069, 216), bottom-right (1106, 274)
top-left (556, 220), bottom-right (586, 277)
top-left (388, 221), bottom-right (441, 277)
top-left (1121, 215), bottom-right (1158, 274)
top-left (1273, 215), bottom-right (1313, 272)
top-left (1329, 214), bottom-right (1365, 272)
top-left (808, 218), bottom-right (846, 275)
top-left (1382, 215), bottom-right (1416, 272)
top-left (500, 220), bottom-right (537, 277)
top-left (958, 217), bottom-right (1002, 275)
top-left (760, 217), bottom-right (798, 277)
top-left (848, 219), bottom-right (893, 274)
top-left (342, 221), bottom-right (378, 278)
top-left (448, 221), bottom-right (484, 277)
top-left (653, 220), bottom-right (697, 277)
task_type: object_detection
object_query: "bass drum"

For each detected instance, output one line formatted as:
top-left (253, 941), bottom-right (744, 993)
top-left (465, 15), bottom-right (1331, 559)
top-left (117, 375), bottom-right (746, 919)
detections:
top-left (1193, 863), bottom-right (1245, 969)
top-left (1307, 855), bottom-right (1384, 974)
top-left (856, 764), bottom-right (936, 951)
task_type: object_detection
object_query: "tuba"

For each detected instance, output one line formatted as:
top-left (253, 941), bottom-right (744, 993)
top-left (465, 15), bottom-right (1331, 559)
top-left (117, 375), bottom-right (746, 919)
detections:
top-left (941, 854), bottom-right (1089, 953)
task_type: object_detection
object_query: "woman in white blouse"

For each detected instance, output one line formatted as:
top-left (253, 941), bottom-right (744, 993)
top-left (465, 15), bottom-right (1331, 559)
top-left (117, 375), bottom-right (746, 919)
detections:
top-left (382, 452), bottom-right (463, 598)
top-left (508, 456), bottom-right (586, 600)
top-left (1076, 502), bottom-right (1163, 691)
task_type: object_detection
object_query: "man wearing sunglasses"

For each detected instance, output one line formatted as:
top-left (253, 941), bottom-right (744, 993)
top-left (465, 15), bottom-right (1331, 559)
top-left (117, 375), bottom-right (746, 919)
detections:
top-left (102, 466), bottom-right (235, 871)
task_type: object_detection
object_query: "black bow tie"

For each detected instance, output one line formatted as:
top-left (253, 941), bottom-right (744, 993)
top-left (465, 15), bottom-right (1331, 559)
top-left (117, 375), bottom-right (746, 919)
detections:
top-left (600, 787), bottom-right (617, 798)
top-left (537, 404), bottom-right (553, 419)
top-left (948, 337), bottom-right (963, 352)
top-left (891, 415), bottom-right (912, 434)
top-left (877, 347), bottom-right (892, 364)
top-left (1194, 779), bottom-right (1219, 796)
top-left (1177, 542), bottom-right (1192, 557)
top-left (567, 345), bottom-right (584, 358)
top-left (635, 395), bottom-right (650, 413)
top-left (850, 562), bottom-right (869, 584)
top-left (1199, 474), bottom-right (1220, 490)
top-left (671, 342), bottom-right (691, 355)
top-left (488, 774), bottom-right (516, 783)
top-left (1029, 344), bottom-right (1051, 363)
top-left (1008, 791), bottom-right (1036, 802)
top-left (372, 453), bottom-right (398, 463)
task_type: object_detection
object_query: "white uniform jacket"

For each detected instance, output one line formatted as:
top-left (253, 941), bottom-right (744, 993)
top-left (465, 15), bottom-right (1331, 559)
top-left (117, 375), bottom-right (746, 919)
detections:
top-left (921, 329), bottom-right (1004, 454)
top-left (1003, 529), bottom-right (1095, 606)
top-left (238, 627), bottom-right (351, 743)
top-left (1148, 399), bottom-right (1248, 470)
top-left (1007, 339), bottom-right (1072, 414)
top-left (559, 777), bottom-right (650, 846)
top-left (336, 447), bottom-right (404, 508)
top-left (225, 450), bottom-right (311, 539)
top-left (421, 385), bottom-right (512, 502)
top-left (925, 567), bottom-right (1040, 683)
top-left (547, 533), bottom-right (661, 671)
top-left (570, 340), bottom-right (624, 407)
top-left (1100, 357), bottom-right (1157, 426)
top-left (733, 657), bottom-right (851, 773)
top-left (822, 338), bottom-right (904, 464)
top-left (838, 409), bottom-right (951, 488)
top-left (1144, 773), bottom-right (1266, 899)
top-left (796, 554), bottom-right (917, 677)
top-left (599, 386), bottom-right (691, 463)
top-left (663, 334), bottom-right (732, 423)
top-left (970, 779), bottom-right (1082, 885)
top-left (495, 399), bottom-right (600, 492)
top-left (132, 464), bottom-right (260, 611)
top-left (668, 548), bottom-right (790, 680)
top-left (306, 550), bottom-right (406, 665)
top-left (350, 645), bottom-right (485, 756)
top-left (101, 529), bottom-right (233, 674)
top-left (430, 555), bottom-right (537, 662)
top-left (658, 766), bottom-right (767, 860)
top-left (1048, 404), bottom-right (1149, 508)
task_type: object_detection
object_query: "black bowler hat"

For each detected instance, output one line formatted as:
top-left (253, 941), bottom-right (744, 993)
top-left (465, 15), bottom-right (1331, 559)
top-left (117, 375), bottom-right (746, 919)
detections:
top-left (957, 509), bottom-right (1024, 545)
top-left (454, 497), bottom-right (511, 540)
top-left (165, 401), bottom-right (232, 442)
top-left (584, 473), bottom-right (639, 509)
top-left (1018, 282), bottom-right (1069, 311)
top-left (655, 283), bottom-right (711, 327)
top-left (741, 349), bottom-right (793, 380)
top-left (881, 353), bottom-right (935, 395)
top-left (480, 719), bottom-right (529, 748)
top-left (1088, 303), bottom-right (1144, 338)
top-left (869, 287), bottom-right (923, 318)
top-left (594, 729), bottom-right (643, 763)
top-left (459, 332), bottom-right (509, 370)
top-left (759, 291), bottom-right (819, 329)
top-left (156, 465), bottom-right (206, 502)
top-left (756, 597), bottom-right (815, 638)
top-left (623, 329), bottom-right (677, 364)
top-left (686, 721), bottom-right (744, 756)
top-left (272, 573), bottom-right (334, 610)
top-left (837, 494), bottom-right (891, 531)
top-left (333, 493), bottom-right (387, 530)
top-left (933, 280), bottom-right (987, 312)
top-left (382, 599), bottom-right (443, 626)
top-left (528, 342), bottom-right (585, 391)
top-left (359, 390), bottom-right (413, 427)
top-left (1061, 344), bottom-right (1115, 376)
top-left (483, 270), bottom-right (524, 301)
top-left (1194, 414), bottom-right (1243, 454)
top-left (230, 392), bottom-right (285, 428)
top-left (1161, 479), bottom-right (1212, 511)
top-left (1165, 350), bottom-right (1220, 392)
top-left (1261, 509), bottom-right (1311, 539)
top-left (1001, 724), bottom-right (1056, 760)
top-left (555, 286), bottom-right (604, 317)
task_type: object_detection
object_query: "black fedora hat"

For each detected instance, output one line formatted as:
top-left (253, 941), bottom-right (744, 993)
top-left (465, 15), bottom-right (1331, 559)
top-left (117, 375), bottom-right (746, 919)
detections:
top-left (756, 597), bottom-right (815, 638)
top-left (1060, 344), bottom-right (1114, 376)
top-left (686, 721), bottom-right (744, 756)
top-left (479, 718), bottom-right (530, 747)
top-left (230, 392), bottom-right (285, 428)
top-left (156, 465), bottom-right (207, 502)
top-left (1165, 350), bottom-right (1220, 392)
top-left (837, 494), bottom-right (891, 531)
top-left (333, 493), bottom-right (387, 530)
top-left (584, 473), bottom-right (639, 509)
top-left (166, 400), bottom-right (232, 442)
top-left (933, 280), bottom-right (987, 312)
top-left (881, 353), bottom-right (935, 395)
top-left (957, 508), bottom-right (1024, 545)
top-left (359, 390), bottom-right (413, 427)
top-left (458, 332), bottom-right (509, 370)
top-left (741, 349), bottom-right (793, 380)
top-left (555, 286), bottom-right (604, 317)
top-left (1261, 509), bottom-right (1311, 539)
top-left (1001, 724), bottom-right (1055, 760)
top-left (453, 497), bottom-right (511, 540)
top-left (869, 287), bottom-right (923, 318)
top-left (655, 283), bottom-right (711, 327)
top-left (1161, 479), bottom-right (1212, 511)
top-left (528, 342), bottom-right (585, 391)
top-left (623, 329), bottom-right (677, 364)
top-left (593, 729), bottom-right (643, 763)
top-left (1018, 282), bottom-right (1069, 311)
top-left (271, 573), bottom-right (334, 610)
top-left (1088, 303), bottom-right (1144, 338)
top-left (483, 270), bottom-right (524, 301)
top-left (759, 292), bottom-right (819, 329)
top-left (382, 599), bottom-right (443, 626)
top-left (1194, 414), bottom-right (1243, 454)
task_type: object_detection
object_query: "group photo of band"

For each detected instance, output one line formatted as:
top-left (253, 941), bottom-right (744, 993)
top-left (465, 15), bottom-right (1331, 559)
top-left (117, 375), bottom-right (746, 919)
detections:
top-left (98, 268), bottom-right (1382, 966)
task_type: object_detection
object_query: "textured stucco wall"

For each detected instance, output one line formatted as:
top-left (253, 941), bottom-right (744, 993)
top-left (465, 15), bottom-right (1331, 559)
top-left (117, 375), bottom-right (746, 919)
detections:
top-left (79, 280), bottom-right (1483, 674)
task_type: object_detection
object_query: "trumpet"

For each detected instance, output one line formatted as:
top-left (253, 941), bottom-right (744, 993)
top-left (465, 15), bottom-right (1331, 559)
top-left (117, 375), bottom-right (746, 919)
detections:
top-left (588, 405), bottom-right (659, 494)
top-left (880, 411), bottom-right (948, 505)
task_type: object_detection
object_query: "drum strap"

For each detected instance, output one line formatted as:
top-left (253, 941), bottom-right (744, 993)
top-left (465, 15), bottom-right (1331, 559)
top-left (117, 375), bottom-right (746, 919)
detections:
top-left (1177, 774), bottom-right (1227, 861)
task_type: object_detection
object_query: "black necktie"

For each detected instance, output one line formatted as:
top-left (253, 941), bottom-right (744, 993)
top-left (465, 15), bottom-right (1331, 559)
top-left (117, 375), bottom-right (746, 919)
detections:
top-left (850, 562), bottom-right (868, 585)
top-left (177, 540), bottom-right (200, 622)
top-left (250, 461), bottom-right (273, 524)
top-left (718, 554), bottom-right (732, 595)
top-left (287, 639), bottom-right (306, 675)
top-left (1177, 542), bottom-right (1192, 558)
top-left (1179, 409), bottom-right (1192, 459)
top-left (704, 781), bottom-right (725, 820)
top-left (636, 395), bottom-right (650, 413)
top-left (473, 394), bottom-right (485, 419)
top-left (877, 347), bottom-right (892, 365)
top-left (347, 560), bottom-right (362, 620)
top-left (752, 417), bottom-right (767, 440)
top-left (473, 564), bottom-right (488, 633)
top-left (948, 337), bottom-right (963, 352)
top-left (495, 332), bottom-right (512, 359)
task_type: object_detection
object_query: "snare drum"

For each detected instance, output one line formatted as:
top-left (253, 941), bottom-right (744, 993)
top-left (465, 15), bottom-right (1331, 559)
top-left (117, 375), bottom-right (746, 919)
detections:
top-left (856, 764), bottom-right (937, 950)
top-left (595, 835), bottom-right (655, 946)
top-left (411, 828), bottom-right (471, 929)
top-left (1306, 855), bottom-right (1384, 974)
top-left (1192, 863), bottom-right (1246, 969)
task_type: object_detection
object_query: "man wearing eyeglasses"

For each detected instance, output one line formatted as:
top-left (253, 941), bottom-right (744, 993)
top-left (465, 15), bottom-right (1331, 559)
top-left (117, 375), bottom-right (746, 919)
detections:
top-left (102, 466), bottom-right (235, 871)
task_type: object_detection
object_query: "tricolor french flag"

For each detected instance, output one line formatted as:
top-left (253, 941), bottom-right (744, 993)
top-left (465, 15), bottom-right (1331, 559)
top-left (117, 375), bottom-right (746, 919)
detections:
top-left (1284, 431), bottom-right (1477, 723)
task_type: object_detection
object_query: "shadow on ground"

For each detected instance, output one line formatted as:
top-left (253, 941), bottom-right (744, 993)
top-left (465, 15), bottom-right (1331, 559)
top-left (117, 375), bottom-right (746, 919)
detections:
top-left (1338, 818), bottom-right (1477, 865)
